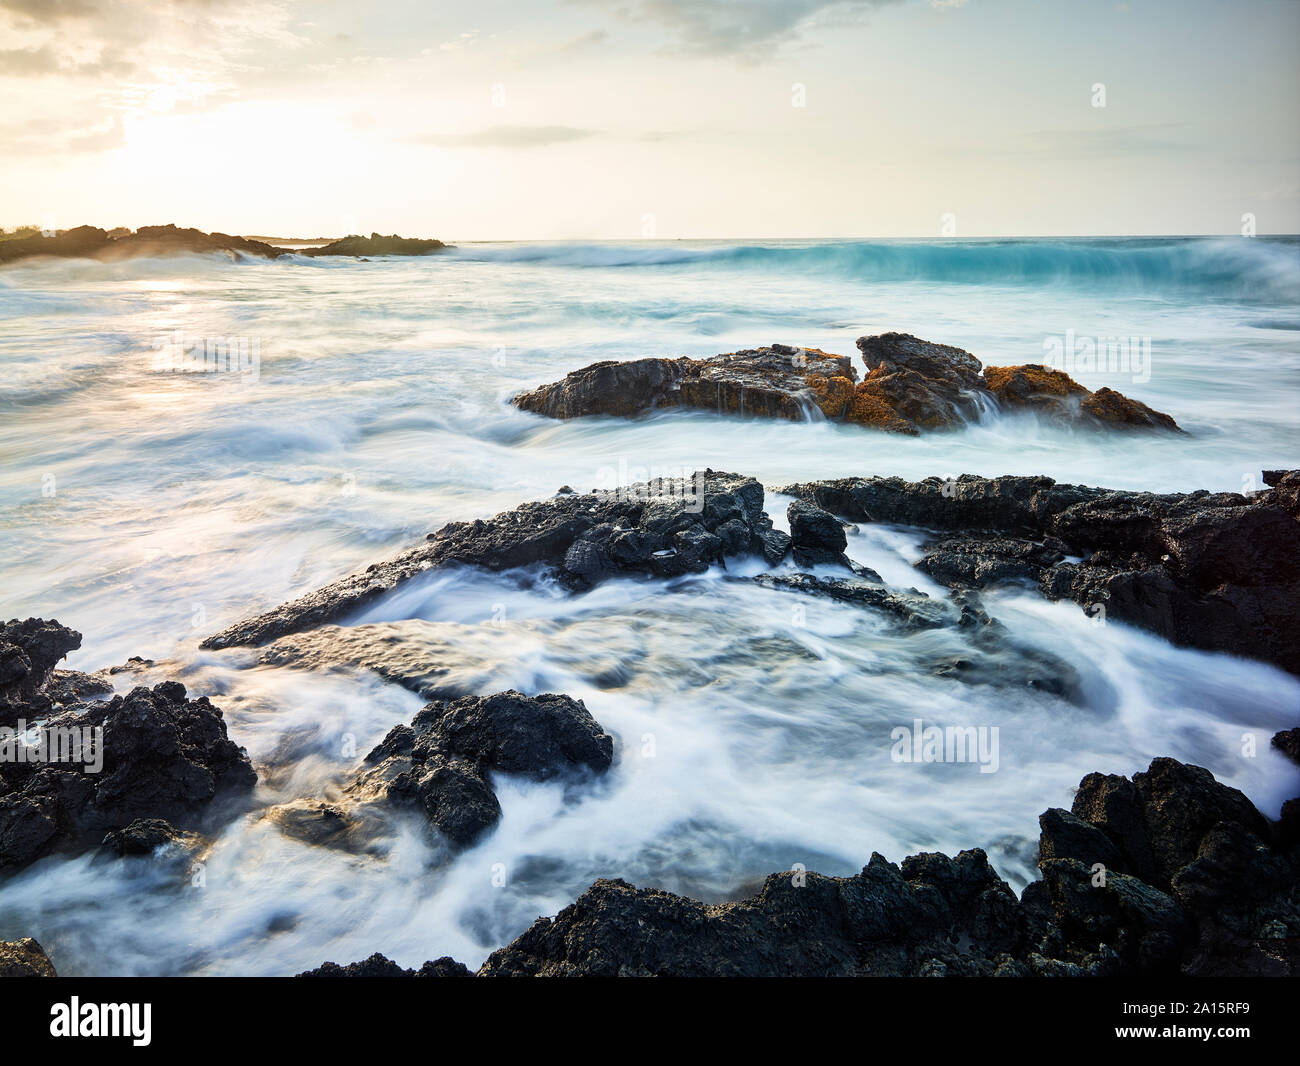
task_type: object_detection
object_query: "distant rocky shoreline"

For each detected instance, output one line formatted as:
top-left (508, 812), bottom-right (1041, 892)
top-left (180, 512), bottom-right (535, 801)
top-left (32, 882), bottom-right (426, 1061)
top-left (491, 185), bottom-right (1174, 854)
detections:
top-left (0, 225), bottom-right (448, 265)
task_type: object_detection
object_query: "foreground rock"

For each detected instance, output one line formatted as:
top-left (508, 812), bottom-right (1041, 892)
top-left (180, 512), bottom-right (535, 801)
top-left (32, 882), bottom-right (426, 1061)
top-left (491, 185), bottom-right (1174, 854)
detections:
top-left (0, 938), bottom-right (56, 977)
top-left (202, 471), bottom-right (788, 649)
top-left (0, 620), bottom-right (257, 875)
top-left (305, 756), bottom-right (1298, 977)
top-left (348, 690), bottom-right (613, 847)
top-left (513, 332), bottom-right (1180, 434)
top-left (782, 469), bottom-right (1300, 676)
top-left (0, 225), bottom-right (446, 265)
top-left (0, 617), bottom-right (84, 726)
top-left (298, 953), bottom-right (469, 977)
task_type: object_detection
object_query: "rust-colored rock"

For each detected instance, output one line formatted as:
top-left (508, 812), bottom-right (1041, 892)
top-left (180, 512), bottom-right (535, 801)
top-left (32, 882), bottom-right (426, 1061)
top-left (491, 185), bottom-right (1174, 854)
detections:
top-left (984, 364), bottom-right (1088, 406)
top-left (514, 333), bottom-right (1181, 435)
top-left (1080, 387), bottom-right (1181, 430)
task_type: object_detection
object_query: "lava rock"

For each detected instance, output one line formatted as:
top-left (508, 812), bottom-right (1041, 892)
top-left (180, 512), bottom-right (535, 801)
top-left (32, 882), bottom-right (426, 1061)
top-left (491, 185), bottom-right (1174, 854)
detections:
top-left (297, 953), bottom-right (470, 977)
top-left (351, 690), bottom-right (614, 848)
top-left (782, 470), bottom-right (1300, 676)
top-left (203, 471), bottom-right (779, 648)
top-left (0, 937), bottom-right (56, 977)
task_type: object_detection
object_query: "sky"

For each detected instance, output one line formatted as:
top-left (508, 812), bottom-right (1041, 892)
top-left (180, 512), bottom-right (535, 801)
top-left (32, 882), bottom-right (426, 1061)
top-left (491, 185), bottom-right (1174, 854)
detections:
top-left (1, 0), bottom-right (1298, 239)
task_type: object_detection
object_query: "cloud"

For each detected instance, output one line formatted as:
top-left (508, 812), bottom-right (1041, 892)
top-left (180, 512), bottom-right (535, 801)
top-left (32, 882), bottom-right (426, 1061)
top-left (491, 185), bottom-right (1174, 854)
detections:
top-left (576, 0), bottom-right (901, 59)
top-left (0, 44), bottom-right (133, 77)
top-left (0, 114), bottom-right (123, 154)
top-left (418, 124), bottom-right (598, 148)
top-left (0, 0), bottom-right (97, 21)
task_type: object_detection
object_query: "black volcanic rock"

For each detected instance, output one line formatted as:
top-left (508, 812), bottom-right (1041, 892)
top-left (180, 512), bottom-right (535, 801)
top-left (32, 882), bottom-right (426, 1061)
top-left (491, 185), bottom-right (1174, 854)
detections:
top-left (1273, 728), bottom-right (1300, 767)
top-left (300, 755), bottom-right (1300, 978)
top-left (350, 690), bottom-right (613, 847)
top-left (0, 623), bottom-right (257, 876)
top-left (0, 617), bottom-right (82, 725)
top-left (786, 499), bottom-right (851, 568)
top-left (298, 953), bottom-right (470, 977)
top-left (202, 470), bottom-right (778, 649)
top-left (782, 470), bottom-right (1300, 676)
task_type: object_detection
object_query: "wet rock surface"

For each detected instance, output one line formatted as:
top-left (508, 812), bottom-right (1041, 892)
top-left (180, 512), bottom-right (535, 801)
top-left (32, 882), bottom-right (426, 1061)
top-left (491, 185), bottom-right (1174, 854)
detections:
top-left (0, 937), bottom-right (56, 977)
top-left (782, 469), bottom-right (1300, 675)
top-left (347, 690), bottom-right (614, 847)
top-left (308, 756), bottom-right (1297, 977)
top-left (298, 953), bottom-right (470, 977)
top-left (202, 471), bottom-right (784, 649)
top-left (0, 618), bottom-right (83, 726)
top-left (514, 344), bottom-right (852, 421)
top-left (0, 621), bottom-right (257, 876)
top-left (513, 332), bottom-right (1180, 435)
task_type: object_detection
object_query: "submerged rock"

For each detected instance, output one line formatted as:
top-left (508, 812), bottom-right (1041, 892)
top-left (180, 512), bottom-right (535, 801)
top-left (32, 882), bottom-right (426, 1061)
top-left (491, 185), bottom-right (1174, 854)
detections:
top-left (513, 332), bottom-right (1179, 435)
top-left (782, 469), bottom-right (1300, 676)
top-left (348, 690), bottom-right (614, 848)
top-left (0, 937), bottom-right (57, 977)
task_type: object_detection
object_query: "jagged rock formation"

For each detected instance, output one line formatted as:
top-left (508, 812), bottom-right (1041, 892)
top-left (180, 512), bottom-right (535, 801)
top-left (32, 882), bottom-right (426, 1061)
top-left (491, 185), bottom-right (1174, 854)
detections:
top-left (0, 938), bottom-right (56, 977)
top-left (346, 690), bottom-right (613, 847)
top-left (781, 469), bottom-right (1300, 676)
top-left (512, 333), bottom-right (1180, 434)
top-left (0, 619), bottom-right (257, 875)
top-left (301, 757), bottom-right (1300, 977)
top-left (298, 953), bottom-right (470, 977)
top-left (201, 471), bottom-right (788, 649)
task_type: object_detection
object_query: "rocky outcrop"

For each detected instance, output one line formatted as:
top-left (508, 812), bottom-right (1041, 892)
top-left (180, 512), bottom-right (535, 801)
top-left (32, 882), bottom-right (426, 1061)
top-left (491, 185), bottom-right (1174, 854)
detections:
top-left (0, 224), bottom-right (287, 264)
top-left (1273, 728), bottom-right (1300, 767)
top-left (0, 620), bottom-right (257, 875)
top-left (305, 757), bottom-right (1298, 977)
top-left (0, 226), bottom-right (446, 265)
top-left (514, 344), bottom-right (852, 421)
top-left (202, 471), bottom-right (787, 649)
top-left (0, 938), bottom-right (56, 977)
top-left (782, 469), bottom-right (1300, 676)
top-left (298, 233), bottom-right (447, 257)
top-left (513, 333), bottom-right (1180, 434)
top-left (983, 364), bottom-right (1181, 431)
top-left (348, 691), bottom-right (613, 847)
top-left (298, 953), bottom-right (470, 977)
top-left (0, 618), bottom-right (83, 726)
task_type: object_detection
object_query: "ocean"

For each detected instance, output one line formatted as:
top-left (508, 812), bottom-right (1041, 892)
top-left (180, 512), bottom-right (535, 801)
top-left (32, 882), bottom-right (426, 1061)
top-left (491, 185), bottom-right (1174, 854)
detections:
top-left (1, 235), bottom-right (1298, 974)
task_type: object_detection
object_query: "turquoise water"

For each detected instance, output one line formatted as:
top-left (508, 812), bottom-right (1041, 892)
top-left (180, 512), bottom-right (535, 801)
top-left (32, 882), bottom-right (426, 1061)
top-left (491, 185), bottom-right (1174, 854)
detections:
top-left (0, 236), bottom-right (1297, 974)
